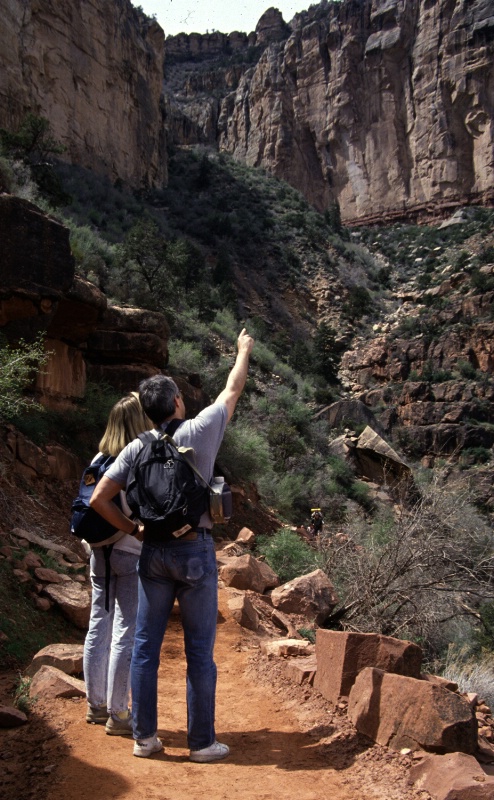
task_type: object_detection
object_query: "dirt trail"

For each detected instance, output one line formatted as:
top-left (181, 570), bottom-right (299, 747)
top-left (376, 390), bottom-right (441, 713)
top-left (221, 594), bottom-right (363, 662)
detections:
top-left (1, 589), bottom-right (428, 800)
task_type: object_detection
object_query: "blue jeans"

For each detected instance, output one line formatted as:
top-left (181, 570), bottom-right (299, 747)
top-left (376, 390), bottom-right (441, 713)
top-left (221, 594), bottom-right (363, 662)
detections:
top-left (131, 533), bottom-right (218, 748)
top-left (83, 547), bottom-right (139, 716)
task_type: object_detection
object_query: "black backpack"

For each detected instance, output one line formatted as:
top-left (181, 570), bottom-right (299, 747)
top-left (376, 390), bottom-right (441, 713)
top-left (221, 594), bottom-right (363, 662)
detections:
top-left (126, 420), bottom-right (208, 540)
top-left (70, 453), bottom-right (124, 611)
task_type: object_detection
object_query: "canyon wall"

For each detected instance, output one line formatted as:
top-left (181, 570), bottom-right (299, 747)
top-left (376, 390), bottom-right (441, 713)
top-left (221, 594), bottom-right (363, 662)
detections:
top-left (166, 1), bottom-right (494, 222)
top-left (0, 0), bottom-right (166, 188)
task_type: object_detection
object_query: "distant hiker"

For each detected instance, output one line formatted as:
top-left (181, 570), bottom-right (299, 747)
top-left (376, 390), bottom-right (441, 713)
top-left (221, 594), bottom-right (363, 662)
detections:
top-left (91, 328), bottom-right (254, 761)
top-left (83, 393), bottom-right (151, 735)
top-left (310, 508), bottom-right (324, 536)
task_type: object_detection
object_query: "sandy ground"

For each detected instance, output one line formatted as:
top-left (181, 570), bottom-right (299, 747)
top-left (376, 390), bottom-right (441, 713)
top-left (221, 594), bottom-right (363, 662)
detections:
top-left (0, 588), bottom-right (433, 800)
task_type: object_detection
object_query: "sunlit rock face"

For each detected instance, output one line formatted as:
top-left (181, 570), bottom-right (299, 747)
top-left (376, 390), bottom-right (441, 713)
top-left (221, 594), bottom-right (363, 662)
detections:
top-left (166, 0), bottom-right (494, 222)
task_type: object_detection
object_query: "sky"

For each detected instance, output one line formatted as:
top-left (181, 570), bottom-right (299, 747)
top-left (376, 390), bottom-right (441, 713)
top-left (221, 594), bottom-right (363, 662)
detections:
top-left (134, 1), bottom-right (311, 37)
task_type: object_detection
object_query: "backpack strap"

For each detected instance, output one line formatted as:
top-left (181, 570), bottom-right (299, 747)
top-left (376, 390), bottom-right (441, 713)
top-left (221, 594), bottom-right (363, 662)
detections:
top-left (156, 419), bottom-right (211, 489)
top-left (164, 418), bottom-right (184, 438)
top-left (101, 543), bottom-right (114, 612)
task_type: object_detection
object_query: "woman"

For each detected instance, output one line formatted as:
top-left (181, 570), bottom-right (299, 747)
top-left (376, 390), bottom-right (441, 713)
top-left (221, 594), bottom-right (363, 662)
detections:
top-left (83, 392), bottom-right (151, 735)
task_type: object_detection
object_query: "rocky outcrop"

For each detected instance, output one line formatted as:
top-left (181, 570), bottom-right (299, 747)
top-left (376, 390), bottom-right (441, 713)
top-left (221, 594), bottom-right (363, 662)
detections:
top-left (342, 283), bottom-right (494, 460)
top-left (166, 0), bottom-right (494, 222)
top-left (0, 196), bottom-right (170, 408)
top-left (0, 0), bottom-right (166, 188)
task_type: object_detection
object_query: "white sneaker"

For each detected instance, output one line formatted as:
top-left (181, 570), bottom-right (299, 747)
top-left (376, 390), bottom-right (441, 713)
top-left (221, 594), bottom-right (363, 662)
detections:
top-left (133, 736), bottom-right (163, 758)
top-left (189, 741), bottom-right (229, 763)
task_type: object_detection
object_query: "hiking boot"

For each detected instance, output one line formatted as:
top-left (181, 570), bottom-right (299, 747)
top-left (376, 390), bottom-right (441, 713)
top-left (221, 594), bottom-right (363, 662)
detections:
top-left (133, 736), bottom-right (163, 758)
top-left (189, 741), bottom-right (229, 763)
top-left (106, 711), bottom-right (133, 736)
top-left (86, 705), bottom-right (108, 725)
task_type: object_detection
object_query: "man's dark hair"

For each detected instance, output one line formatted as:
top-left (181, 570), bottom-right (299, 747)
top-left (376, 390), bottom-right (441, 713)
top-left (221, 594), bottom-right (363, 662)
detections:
top-left (138, 375), bottom-right (180, 426)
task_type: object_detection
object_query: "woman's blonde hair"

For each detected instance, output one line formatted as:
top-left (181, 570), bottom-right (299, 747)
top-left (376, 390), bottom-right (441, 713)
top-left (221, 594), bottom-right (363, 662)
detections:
top-left (99, 393), bottom-right (152, 457)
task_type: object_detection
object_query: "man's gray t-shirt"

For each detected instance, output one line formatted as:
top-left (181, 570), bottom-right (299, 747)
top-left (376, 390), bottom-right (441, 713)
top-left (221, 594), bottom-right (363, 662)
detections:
top-left (105, 402), bottom-right (228, 530)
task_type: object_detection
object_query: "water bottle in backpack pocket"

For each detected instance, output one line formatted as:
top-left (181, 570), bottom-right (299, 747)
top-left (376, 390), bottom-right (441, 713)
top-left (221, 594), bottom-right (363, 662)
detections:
top-left (209, 476), bottom-right (232, 524)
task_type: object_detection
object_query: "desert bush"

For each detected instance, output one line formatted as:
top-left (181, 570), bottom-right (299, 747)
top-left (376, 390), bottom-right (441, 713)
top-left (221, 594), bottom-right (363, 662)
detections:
top-left (320, 475), bottom-right (494, 659)
top-left (443, 645), bottom-right (494, 709)
top-left (217, 422), bottom-right (272, 483)
top-left (257, 472), bottom-right (309, 519)
top-left (0, 335), bottom-right (48, 421)
top-left (168, 340), bottom-right (203, 374)
top-left (255, 528), bottom-right (320, 583)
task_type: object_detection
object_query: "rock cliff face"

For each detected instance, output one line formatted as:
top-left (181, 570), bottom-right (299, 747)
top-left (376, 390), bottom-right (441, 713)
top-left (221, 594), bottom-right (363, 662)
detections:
top-left (0, 0), bottom-right (166, 188)
top-left (165, 1), bottom-right (494, 222)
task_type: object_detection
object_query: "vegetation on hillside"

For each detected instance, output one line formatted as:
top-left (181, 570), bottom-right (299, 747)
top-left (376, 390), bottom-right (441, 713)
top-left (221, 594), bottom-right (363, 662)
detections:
top-left (1, 116), bottom-right (493, 679)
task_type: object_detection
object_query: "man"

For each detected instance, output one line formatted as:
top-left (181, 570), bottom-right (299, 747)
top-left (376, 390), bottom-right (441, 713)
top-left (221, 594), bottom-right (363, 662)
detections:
top-left (310, 509), bottom-right (323, 536)
top-left (91, 328), bottom-right (254, 760)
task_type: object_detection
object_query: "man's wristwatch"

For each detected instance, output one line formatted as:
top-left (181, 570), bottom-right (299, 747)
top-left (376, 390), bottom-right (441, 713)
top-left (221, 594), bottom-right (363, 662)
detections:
top-left (130, 522), bottom-right (139, 537)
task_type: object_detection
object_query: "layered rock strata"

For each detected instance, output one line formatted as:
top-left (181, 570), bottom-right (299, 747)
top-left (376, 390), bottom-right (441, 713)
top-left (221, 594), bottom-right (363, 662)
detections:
top-left (0, 195), bottom-right (169, 408)
top-left (166, 1), bottom-right (494, 222)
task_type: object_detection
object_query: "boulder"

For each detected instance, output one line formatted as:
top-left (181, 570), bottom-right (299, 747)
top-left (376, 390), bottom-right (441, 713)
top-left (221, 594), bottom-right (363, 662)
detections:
top-left (348, 668), bottom-right (477, 754)
top-left (29, 665), bottom-right (86, 700)
top-left (219, 554), bottom-right (276, 594)
top-left (354, 426), bottom-right (416, 498)
top-left (227, 594), bottom-right (259, 631)
top-left (410, 752), bottom-right (494, 799)
top-left (25, 643), bottom-right (84, 678)
top-left (314, 629), bottom-right (422, 704)
top-left (421, 673), bottom-right (459, 692)
top-left (236, 527), bottom-right (256, 546)
top-left (270, 569), bottom-right (338, 624)
top-left (261, 639), bottom-right (315, 658)
top-left (284, 655), bottom-right (318, 686)
top-left (43, 582), bottom-right (91, 629)
top-left (257, 559), bottom-right (279, 590)
top-left (316, 399), bottom-right (385, 437)
top-left (34, 567), bottom-right (64, 584)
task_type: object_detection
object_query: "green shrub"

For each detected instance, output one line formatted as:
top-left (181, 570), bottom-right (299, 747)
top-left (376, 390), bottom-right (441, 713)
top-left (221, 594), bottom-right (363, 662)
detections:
top-left (217, 422), bottom-right (272, 483)
top-left (168, 340), bottom-right (203, 373)
top-left (342, 285), bottom-right (373, 321)
top-left (456, 359), bottom-right (478, 380)
top-left (459, 446), bottom-right (491, 469)
top-left (0, 335), bottom-right (48, 421)
top-left (255, 528), bottom-right (320, 583)
top-left (257, 472), bottom-right (309, 518)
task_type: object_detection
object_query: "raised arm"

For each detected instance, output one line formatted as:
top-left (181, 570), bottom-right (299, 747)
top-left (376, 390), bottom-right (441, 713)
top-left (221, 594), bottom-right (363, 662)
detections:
top-left (215, 328), bottom-right (254, 422)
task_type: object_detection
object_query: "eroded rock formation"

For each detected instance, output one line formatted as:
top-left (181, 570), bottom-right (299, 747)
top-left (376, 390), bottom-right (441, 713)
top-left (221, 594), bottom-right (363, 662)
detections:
top-left (166, 0), bottom-right (494, 222)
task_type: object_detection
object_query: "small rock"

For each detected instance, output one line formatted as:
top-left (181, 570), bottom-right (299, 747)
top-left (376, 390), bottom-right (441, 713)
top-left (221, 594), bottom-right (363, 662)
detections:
top-left (0, 706), bottom-right (28, 728)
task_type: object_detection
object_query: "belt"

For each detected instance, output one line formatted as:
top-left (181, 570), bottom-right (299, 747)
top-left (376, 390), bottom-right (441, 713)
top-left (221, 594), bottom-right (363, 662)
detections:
top-left (143, 527), bottom-right (211, 545)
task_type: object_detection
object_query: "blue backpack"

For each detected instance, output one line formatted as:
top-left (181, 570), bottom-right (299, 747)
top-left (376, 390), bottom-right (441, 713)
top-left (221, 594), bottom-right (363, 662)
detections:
top-left (70, 454), bottom-right (122, 544)
top-left (70, 454), bottom-right (123, 612)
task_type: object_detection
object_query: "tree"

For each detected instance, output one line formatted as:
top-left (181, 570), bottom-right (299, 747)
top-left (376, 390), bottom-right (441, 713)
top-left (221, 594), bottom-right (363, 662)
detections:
top-left (313, 322), bottom-right (343, 384)
top-left (0, 114), bottom-right (68, 204)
